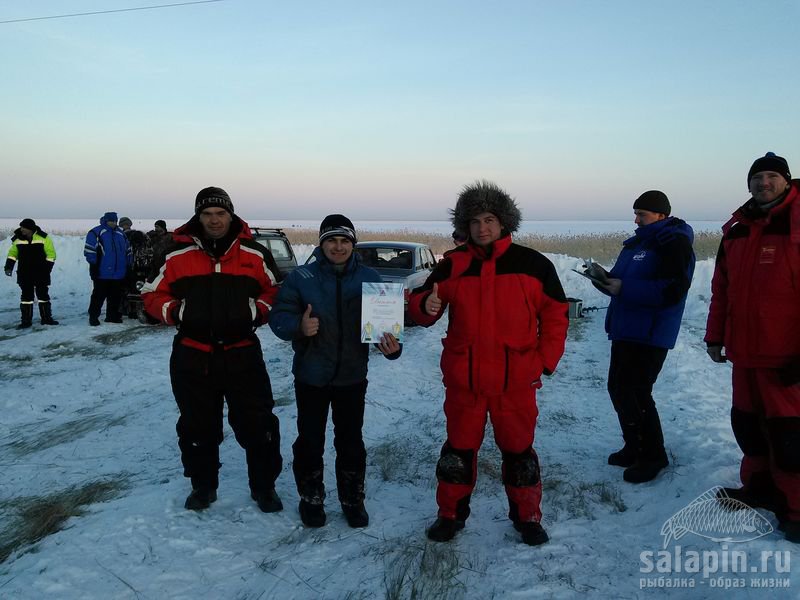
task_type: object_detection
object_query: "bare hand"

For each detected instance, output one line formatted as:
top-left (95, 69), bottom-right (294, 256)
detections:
top-left (707, 345), bottom-right (727, 363)
top-left (425, 282), bottom-right (442, 316)
top-left (377, 332), bottom-right (400, 355)
top-left (301, 304), bottom-right (319, 337)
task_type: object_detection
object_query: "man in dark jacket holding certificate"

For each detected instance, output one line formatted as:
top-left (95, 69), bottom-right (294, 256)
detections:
top-left (589, 190), bottom-right (695, 484)
top-left (269, 215), bottom-right (401, 529)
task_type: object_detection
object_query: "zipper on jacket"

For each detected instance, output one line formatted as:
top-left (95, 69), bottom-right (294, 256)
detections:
top-left (331, 274), bottom-right (344, 381)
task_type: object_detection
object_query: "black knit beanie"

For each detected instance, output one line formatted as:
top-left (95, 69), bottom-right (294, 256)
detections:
top-left (19, 218), bottom-right (37, 230)
top-left (748, 152), bottom-right (791, 184)
top-left (633, 190), bottom-right (671, 216)
top-left (319, 214), bottom-right (357, 244)
top-left (195, 187), bottom-right (234, 215)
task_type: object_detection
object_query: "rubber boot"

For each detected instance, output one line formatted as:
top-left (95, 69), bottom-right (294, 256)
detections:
top-left (17, 303), bottom-right (33, 329)
top-left (39, 302), bottom-right (59, 325)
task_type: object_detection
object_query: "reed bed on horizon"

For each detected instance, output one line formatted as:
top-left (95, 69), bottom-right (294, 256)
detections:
top-left (0, 228), bottom-right (722, 262)
top-left (284, 228), bottom-right (722, 262)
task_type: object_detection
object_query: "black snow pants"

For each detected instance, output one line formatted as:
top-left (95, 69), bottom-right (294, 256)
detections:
top-left (292, 380), bottom-right (368, 506)
top-left (607, 340), bottom-right (669, 461)
top-left (170, 338), bottom-right (282, 494)
top-left (88, 279), bottom-right (124, 321)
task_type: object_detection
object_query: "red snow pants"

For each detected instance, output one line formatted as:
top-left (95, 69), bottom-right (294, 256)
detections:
top-left (436, 386), bottom-right (543, 523)
top-left (732, 366), bottom-right (800, 520)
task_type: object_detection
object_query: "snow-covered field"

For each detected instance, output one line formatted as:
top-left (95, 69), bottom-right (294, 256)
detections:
top-left (0, 234), bottom-right (796, 599)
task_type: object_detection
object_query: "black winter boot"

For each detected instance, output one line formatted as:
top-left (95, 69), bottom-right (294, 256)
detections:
top-left (342, 502), bottom-right (369, 528)
top-left (609, 421), bottom-right (639, 467)
top-left (299, 500), bottom-right (326, 527)
top-left (17, 303), bottom-right (33, 329)
top-left (717, 472), bottom-right (786, 514)
top-left (185, 488), bottom-right (217, 510)
top-left (514, 521), bottom-right (549, 546)
top-left (39, 302), bottom-right (59, 325)
top-left (623, 455), bottom-right (668, 483)
top-left (426, 517), bottom-right (465, 542)
top-left (336, 467), bottom-right (366, 507)
top-left (251, 488), bottom-right (283, 513)
top-left (608, 445), bottom-right (637, 468)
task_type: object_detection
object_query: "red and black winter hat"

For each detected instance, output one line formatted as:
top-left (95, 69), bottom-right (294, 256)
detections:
top-left (195, 186), bottom-right (234, 215)
top-left (748, 152), bottom-right (791, 184)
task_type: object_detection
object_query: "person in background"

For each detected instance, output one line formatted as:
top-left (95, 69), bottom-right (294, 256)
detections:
top-left (142, 187), bottom-right (284, 513)
top-left (443, 229), bottom-right (468, 258)
top-left (587, 190), bottom-right (695, 484)
top-left (119, 217), bottom-right (153, 318)
top-left (147, 219), bottom-right (172, 266)
top-left (83, 212), bottom-right (131, 325)
top-left (706, 152), bottom-right (800, 542)
top-left (269, 214), bottom-right (401, 529)
top-left (4, 218), bottom-right (59, 328)
top-left (408, 181), bottom-right (569, 546)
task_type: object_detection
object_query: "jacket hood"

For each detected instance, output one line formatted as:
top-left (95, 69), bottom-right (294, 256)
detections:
top-left (450, 181), bottom-right (522, 235)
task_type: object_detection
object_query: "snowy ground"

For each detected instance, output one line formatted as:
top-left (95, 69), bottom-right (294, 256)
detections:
top-left (0, 235), bottom-right (796, 599)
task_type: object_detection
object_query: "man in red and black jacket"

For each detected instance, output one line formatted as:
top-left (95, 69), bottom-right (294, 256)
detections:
top-left (142, 187), bottom-right (283, 513)
top-left (706, 153), bottom-right (800, 542)
top-left (409, 181), bottom-right (568, 546)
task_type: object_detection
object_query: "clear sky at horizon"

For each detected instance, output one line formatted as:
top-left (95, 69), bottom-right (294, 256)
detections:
top-left (2, 0), bottom-right (799, 222)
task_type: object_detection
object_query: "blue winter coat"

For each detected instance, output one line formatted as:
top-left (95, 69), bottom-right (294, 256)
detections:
top-left (602, 217), bottom-right (695, 349)
top-left (269, 247), bottom-right (397, 386)
top-left (84, 218), bottom-right (132, 280)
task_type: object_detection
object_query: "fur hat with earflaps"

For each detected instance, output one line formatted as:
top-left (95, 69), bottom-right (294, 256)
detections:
top-left (450, 180), bottom-right (522, 235)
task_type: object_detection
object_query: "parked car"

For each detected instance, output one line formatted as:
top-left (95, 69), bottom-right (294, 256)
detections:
top-left (251, 228), bottom-right (298, 281)
top-left (354, 241), bottom-right (437, 324)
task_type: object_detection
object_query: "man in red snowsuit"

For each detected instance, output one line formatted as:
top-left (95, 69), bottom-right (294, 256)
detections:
top-left (409, 181), bottom-right (568, 545)
top-left (706, 153), bottom-right (800, 542)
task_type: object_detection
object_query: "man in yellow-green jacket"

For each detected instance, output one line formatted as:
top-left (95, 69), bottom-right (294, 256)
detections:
top-left (4, 218), bottom-right (58, 328)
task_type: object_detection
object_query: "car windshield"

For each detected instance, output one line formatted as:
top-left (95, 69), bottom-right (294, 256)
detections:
top-left (357, 247), bottom-right (412, 269)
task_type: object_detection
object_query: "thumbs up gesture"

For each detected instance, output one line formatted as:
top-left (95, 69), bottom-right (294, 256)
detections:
top-left (301, 304), bottom-right (319, 337)
top-left (425, 282), bottom-right (442, 316)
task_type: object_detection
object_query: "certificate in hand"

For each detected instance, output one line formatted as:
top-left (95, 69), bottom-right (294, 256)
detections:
top-left (361, 282), bottom-right (405, 343)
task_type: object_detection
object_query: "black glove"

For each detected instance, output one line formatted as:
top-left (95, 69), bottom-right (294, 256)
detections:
top-left (3, 268), bottom-right (11, 277)
top-left (778, 359), bottom-right (800, 387)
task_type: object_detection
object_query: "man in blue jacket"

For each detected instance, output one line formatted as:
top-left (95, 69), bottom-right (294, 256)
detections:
top-left (269, 214), bottom-right (401, 528)
top-left (84, 211), bottom-right (132, 325)
top-left (587, 191), bottom-right (695, 483)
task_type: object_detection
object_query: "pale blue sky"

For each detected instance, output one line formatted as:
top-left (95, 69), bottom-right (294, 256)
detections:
top-left (2, 0), bottom-right (799, 221)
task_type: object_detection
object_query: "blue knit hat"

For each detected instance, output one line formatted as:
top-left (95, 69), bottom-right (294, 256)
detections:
top-left (102, 212), bottom-right (118, 224)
